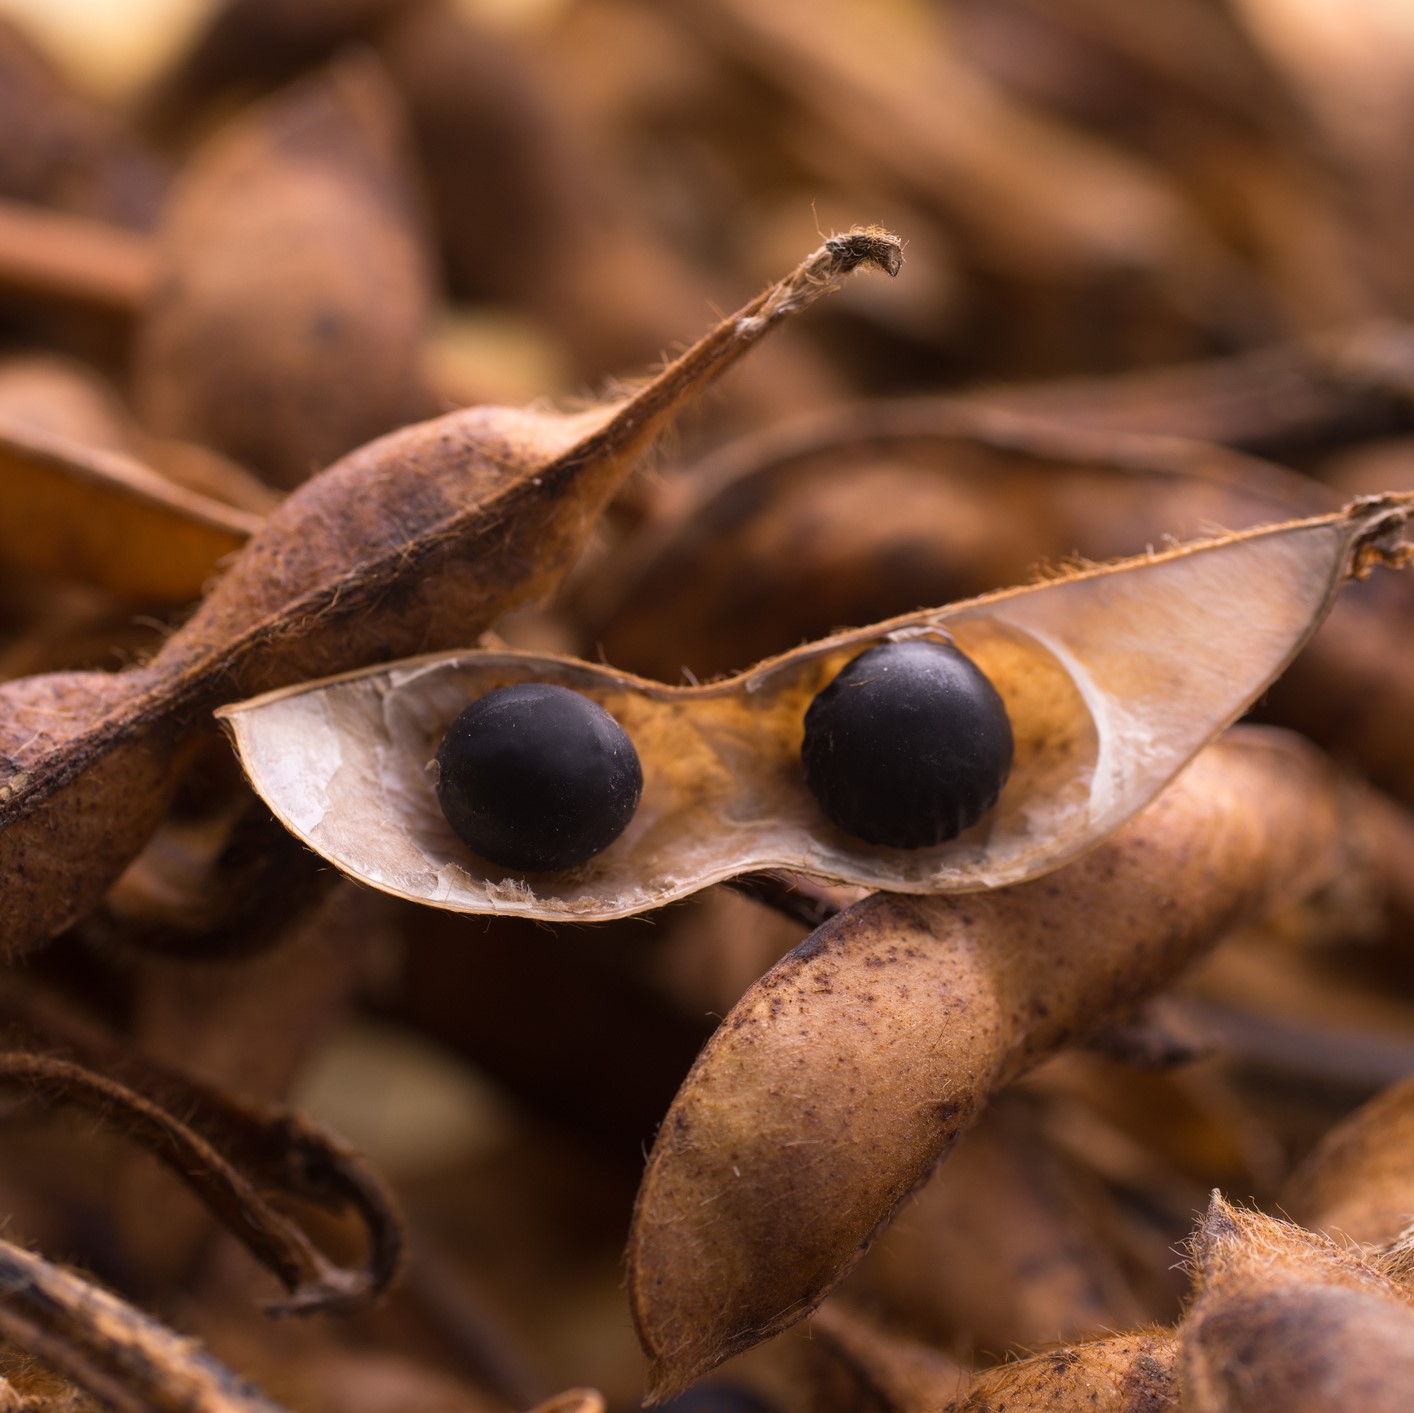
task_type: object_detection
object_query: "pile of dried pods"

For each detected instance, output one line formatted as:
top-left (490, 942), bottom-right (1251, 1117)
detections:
top-left (4, 2), bottom-right (1414, 1410)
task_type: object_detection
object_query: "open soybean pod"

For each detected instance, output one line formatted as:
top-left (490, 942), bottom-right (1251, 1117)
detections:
top-left (0, 230), bottom-right (899, 959)
top-left (219, 498), bottom-right (1412, 920)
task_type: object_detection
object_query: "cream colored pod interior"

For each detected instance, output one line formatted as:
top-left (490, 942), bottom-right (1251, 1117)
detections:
top-left (217, 499), bottom-right (1412, 920)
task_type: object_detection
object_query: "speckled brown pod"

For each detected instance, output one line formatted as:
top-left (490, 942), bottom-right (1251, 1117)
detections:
top-left (626, 730), bottom-right (1362, 1397)
top-left (132, 55), bottom-right (438, 490)
top-left (940, 1330), bottom-right (1178, 1412)
top-left (0, 231), bottom-right (901, 958)
top-left (219, 500), bottom-right (1410, 919)
top-left (1179, 1195), bottom-right (1414, 1413)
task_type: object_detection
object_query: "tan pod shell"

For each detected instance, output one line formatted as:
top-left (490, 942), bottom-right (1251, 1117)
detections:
top-left (220, 499), bottom-right (1412, 919)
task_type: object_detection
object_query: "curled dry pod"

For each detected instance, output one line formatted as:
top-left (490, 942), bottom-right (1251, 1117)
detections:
top-left (220, 499), bottom-right (1410, 920)
top-left (941, 1330), bottom-right (1178, 1412)
top-left (132, 54), bottom-right (438, 490)
top-left (0, 230), bottom-right (901, 958)
top-left (1180, 1195), bottom-right (1414, 1413)
top-left (626, 729), bottom-right (1364, 1397)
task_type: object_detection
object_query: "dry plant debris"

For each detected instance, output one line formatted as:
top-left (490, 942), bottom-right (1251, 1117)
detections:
top-left (1, 4), bottom-right (1414, 1411)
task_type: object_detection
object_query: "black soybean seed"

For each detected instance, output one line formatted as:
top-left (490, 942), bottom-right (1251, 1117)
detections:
top-left (801, 639), bottom-right (1013, 848)
top-left (434, 683), bottom-right (643, 873)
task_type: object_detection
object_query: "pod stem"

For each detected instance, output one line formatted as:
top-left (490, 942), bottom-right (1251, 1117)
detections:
top-left (0, 1237), bottom-right (287, 1413)
top-left (579, 228), bottom-right (903, 459)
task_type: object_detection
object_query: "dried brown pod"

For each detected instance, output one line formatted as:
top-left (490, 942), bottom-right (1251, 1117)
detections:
top-left (1281, 1074), bottom-right (1414, 1247)
top-left (805, 1303), bottom-right (964, 1413)
top-left (839, 1094), bottom-right (1149, 1362)
top-left (149, 0), bottom-right (839, 405)
top-left (971, 335), bottom-right (1414, 456)
top-left (0, 353), bottom-right (133, 449)
top-left (0, 350), bottom-right (279, 518)
top-left (0, 196), bottom-right (155, 321)
top-left (0, 417), bottom-right (261, 602)
top-left (0, 19), bottom-right (165, 229)
top-left (375, 2), bottom-right (729, 383)
top-left (0, 350), bottom-right (275, 537)
top-left (237, 1348), bottom-right (516, 1413)
top-left (676, 0), bottom-right (1244, 362)
top-left (1180, 1194), bottom-right (1414, 1413)
top-left (132, 55), bottom-right (438, 490)
top-left (0, 230), bottom-right (901, 959)
top-left (939, 1329), bottom-right (1178, 1412)
top-left (1231, 0), bottom-right (1414, 315)
top-left (220, 500), bottom-right (1409, 920)
top-left (140, 0), bottom-right (398, 134)
top-left (524, 1393), bottom-right (604, 1413)
top-left (626, 729), bottom-right (1364, 1397)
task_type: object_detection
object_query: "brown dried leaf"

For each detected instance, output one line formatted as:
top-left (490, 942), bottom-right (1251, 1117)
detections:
top-left (626, 729), bottom-right (1360, 1396)
top-left (0, 230), bottom-right (900, 959)
top-left (220, 500), bottom-right (1409, 920)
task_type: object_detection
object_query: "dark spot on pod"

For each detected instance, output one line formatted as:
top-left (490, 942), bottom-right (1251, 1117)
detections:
top-left (801, 639), bottom-right (1013, 848)
top-left (434, 683), bottom-right (643, 873)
